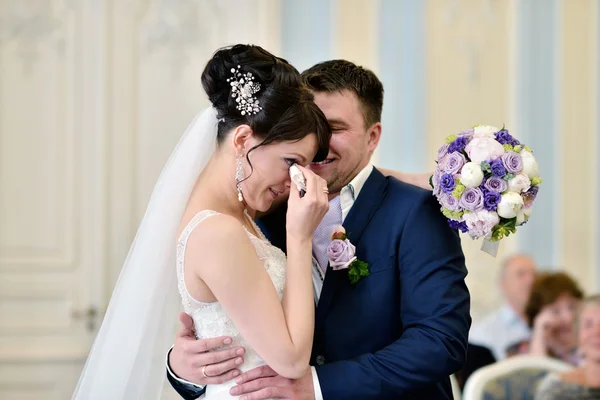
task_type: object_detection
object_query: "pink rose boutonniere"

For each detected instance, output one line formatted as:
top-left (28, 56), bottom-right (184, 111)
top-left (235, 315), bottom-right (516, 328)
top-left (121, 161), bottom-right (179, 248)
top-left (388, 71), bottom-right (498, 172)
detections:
top-left (326, 226), bottom-right (370, 284)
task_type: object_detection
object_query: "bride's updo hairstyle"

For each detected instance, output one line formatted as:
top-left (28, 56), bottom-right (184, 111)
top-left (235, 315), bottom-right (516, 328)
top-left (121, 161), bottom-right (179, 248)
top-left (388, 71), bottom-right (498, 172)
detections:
top-left (201, 44), bottom-right (331, 163)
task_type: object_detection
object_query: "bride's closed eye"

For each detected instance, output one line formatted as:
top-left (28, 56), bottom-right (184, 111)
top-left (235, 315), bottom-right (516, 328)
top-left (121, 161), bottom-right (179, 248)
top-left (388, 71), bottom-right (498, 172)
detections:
top-left (284, 158), bottom-right (298, 167)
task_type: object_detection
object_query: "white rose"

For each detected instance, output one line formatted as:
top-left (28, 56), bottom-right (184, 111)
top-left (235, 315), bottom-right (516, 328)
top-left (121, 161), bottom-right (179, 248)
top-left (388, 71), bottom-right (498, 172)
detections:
top-left (508, 173), bottom-right (531, 193)
top-left (520, 150), bottom-right (540, 178)
top-left (523, 206), bottom-right (532, 217)
top-left (497, 192), bottom-right (524, 219)
top-left (465, 137), bottom-right (505, 164)
top-left (460, 162), bottom-right (484, 188)
top-left (473, 125), bottom-right (500, 138)
top-left (463, 210), bottom-right (500, 239)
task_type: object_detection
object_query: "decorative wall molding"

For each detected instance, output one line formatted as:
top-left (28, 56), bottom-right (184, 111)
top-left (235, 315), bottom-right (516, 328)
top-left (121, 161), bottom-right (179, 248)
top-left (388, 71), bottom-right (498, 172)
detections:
top-left (138, 0), bottom-right (222, 75)
top-left (378, 0), bottom-right (426, 172)
top-left (514, 0), bottom-right (560, 267)
top-left (444, 0), bottom-right (499, 83)
top-left (0, 0), bottom-right (76, 72)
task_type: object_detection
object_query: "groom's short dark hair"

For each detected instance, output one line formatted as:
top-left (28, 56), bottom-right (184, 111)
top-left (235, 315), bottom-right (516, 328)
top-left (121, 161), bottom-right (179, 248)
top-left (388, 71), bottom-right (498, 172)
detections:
top-left (301, 60), bottom-right (384, 128)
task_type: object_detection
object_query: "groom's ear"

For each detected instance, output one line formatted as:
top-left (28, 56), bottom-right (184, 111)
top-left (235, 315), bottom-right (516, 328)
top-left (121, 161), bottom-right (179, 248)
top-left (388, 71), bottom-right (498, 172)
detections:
top-left (231, 124), bottom-right (255, 154)
top-left (366, 122), bottom-right (382, 154)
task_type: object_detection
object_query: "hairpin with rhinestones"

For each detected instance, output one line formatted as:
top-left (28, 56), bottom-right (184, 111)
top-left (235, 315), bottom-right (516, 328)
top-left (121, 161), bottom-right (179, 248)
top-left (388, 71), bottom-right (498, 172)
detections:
top-left (227, 65), bottom-right (262, 116)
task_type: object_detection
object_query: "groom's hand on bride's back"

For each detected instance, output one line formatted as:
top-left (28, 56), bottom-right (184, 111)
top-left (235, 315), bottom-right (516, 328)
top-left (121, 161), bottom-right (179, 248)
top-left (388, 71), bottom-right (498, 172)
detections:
top-left (170, 312), bottom-right (246, 385)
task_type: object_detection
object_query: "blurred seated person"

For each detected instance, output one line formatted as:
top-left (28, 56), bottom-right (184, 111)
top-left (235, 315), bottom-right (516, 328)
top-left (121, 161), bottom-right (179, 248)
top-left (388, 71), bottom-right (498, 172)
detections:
top-left (469, 254), bottom-right (537, 360)
top-left (535, 295), bottom-right (600, 400)
top-left (506, 271), bottom-right (584, 365)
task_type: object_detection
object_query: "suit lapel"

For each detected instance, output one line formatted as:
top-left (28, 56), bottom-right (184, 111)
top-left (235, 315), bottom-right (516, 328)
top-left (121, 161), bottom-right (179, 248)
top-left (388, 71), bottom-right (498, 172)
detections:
top-left (315, 168), bottom-right (389, 326)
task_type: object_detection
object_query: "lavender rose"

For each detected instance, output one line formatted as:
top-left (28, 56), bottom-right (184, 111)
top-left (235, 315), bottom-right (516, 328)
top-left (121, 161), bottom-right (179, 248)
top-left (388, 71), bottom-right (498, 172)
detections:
top-left (501, 151), bottom-right (523, 174)
top-left (437, 143), bottom-right (449, 161)
top-left (490, 159), bottom-right (506, 177)
top-left (484, 176), bottom-right (508, 193)
top-left (483, 190), bottom-right (501, 211)
top-left (463, 210), bottom-right (500, 239)
top-left (440, 173), bottom-right (456, 193)
top-left (457, 128), bottom-right (475, 138)
top-left (448, 137), bottom-right (469, 153)
top-left (440, 193), bottom-right (461, 211)
top-left (327, 239), bottom-right (357, 270)
top-left (441, 152), bottom-right (466, 175)
top-left (459, 187), bottom-right (485, 211)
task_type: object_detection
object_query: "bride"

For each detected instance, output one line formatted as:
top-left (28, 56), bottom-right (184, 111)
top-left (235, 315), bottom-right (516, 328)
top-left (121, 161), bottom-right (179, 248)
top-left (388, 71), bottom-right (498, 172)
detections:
top-left (73, 44), bottom-right (331, 399)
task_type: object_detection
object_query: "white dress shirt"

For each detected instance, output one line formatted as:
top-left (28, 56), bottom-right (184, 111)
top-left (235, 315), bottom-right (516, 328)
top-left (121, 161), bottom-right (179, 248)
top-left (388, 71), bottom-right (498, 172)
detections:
top-left (469, 303), bottom-right (531, 361)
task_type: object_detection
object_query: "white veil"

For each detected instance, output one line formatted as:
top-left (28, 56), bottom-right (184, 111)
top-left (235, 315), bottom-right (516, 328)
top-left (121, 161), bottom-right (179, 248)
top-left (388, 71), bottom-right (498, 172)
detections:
top-left (72, 107), bottom-right (219, 399)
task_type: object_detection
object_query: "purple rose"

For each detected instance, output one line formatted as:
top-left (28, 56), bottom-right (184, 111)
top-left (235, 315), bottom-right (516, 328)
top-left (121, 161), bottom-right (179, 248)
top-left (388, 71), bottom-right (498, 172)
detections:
top-left (440, 193), bottom-right (461, 211)
top-left (448, 219), bottom-right (468, 233)
top-left (327, 239), bottom-right (357, 270)
top-left (490, 159), bottom-right (506, 177)
top-left (501, 151), bottom-right (523, 174)
top-left (494, 129), bottom-right (518, 145)
top-left (457, 128), bottom-right (475, 138)
top-left (440, 173), bottom-right (456, 193)
top-left (483, 190), bottom-right (501, 211)
top-left (437, 143), bottom-right (449, 161)
top-left (459, 187), bottom-right (484, 211)
top-left (448, 137), bottom-right (469, 153)
top-left (441, 152), bottom-right (466, 175)
top-left (484, 177), bottom-right (508, 193)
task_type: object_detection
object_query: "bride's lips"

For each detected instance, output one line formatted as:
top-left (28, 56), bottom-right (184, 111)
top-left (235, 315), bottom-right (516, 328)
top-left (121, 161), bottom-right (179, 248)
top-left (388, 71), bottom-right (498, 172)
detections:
top-left (269, 188), bottom-right (281, 200)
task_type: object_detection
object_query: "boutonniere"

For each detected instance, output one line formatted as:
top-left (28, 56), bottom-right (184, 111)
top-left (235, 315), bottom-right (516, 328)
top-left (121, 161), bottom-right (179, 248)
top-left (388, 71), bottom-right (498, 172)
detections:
top-left (326, 226), bottom-right (370, 284)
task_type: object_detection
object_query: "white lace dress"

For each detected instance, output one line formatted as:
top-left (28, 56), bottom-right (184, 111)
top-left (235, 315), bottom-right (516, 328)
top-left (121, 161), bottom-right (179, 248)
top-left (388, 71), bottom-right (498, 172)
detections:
top-left (176, 210), bottom-right (287, 399)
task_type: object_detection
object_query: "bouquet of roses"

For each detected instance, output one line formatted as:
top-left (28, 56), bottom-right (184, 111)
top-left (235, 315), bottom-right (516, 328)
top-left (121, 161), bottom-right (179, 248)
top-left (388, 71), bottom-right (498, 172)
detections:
top-left (431, 125), bottom-right (542, 242)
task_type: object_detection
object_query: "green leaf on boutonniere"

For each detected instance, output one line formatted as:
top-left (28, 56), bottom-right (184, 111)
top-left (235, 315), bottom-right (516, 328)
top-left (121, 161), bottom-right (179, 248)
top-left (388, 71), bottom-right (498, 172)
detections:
top-left (348, 259), bottom-right (370, 284)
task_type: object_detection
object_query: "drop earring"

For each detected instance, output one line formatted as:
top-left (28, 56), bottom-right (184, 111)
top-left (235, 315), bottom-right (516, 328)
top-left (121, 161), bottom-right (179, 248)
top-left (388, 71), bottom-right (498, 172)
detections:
top-left (235, 153), bottom-right (244, 202)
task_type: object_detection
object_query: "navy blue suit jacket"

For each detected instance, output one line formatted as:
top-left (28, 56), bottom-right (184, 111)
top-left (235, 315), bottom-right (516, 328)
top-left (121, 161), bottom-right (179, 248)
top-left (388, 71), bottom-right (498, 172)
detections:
top-left (259, 167), bottom-right (471, 399)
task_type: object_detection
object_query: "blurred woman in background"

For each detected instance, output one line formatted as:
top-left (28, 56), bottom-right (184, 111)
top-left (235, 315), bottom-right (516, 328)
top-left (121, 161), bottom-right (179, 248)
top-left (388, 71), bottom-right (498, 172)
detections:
top-left (506, 272), bottom-right (583, 365)
top-left (535, 295), bottom-right (600, 400)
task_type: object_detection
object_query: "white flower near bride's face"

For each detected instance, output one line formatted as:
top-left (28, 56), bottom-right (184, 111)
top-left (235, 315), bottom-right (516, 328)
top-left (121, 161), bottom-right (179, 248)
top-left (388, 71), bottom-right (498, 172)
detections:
top-left (232, 125), bottom-right (320, 212)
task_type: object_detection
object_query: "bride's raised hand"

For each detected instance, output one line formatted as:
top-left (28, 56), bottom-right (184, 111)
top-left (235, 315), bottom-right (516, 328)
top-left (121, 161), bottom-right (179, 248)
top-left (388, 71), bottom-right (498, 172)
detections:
top-left (286, 165), bottom-right (329, 242)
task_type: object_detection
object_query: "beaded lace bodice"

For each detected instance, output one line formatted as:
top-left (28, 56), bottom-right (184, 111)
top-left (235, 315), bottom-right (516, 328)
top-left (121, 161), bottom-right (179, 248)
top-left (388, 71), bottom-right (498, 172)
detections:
top-left (176, 210), bottom-right (287, 395)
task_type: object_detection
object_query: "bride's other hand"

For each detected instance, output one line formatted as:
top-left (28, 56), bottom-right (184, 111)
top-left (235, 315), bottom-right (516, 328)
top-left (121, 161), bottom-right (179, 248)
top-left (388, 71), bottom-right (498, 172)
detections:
top-left (169, 312), bottom-right (246, 385)
top-left (286, 165), bottom-right (329, 242)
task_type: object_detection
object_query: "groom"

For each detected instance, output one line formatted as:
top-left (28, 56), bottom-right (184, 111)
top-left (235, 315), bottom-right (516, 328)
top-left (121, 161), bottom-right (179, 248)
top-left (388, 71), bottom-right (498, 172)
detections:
top-left (167, 60), bottom-right (471, 399)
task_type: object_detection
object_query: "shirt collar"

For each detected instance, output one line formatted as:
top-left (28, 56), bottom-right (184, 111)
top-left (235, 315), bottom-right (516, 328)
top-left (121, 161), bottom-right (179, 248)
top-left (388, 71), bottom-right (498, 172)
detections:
top-left (342, 164), bottom-right (373, 201)
top-left (339, 164), bottom-right (374, 221)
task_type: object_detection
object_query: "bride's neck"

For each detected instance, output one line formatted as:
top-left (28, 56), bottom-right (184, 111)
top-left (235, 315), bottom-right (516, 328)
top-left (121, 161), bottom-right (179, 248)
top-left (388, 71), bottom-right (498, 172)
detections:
top-left (190, 151), bottom-right (251, 220)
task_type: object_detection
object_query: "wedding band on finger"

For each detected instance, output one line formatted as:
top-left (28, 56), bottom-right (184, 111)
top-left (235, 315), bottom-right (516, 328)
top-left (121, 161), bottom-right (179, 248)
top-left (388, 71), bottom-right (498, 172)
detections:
top-left (202, 365), bottom-right (210, 378)
top-left (323, 187), bottom-right (329, 194)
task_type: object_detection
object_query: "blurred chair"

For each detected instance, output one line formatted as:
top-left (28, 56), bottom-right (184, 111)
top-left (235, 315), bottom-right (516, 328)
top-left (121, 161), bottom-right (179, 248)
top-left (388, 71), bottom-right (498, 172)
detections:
top-left (450, 374), bottom-right (462, 399)
top-left (462, 355), bottom-right (571, 400)
top-left (455, 343), bottom-right (497, 390)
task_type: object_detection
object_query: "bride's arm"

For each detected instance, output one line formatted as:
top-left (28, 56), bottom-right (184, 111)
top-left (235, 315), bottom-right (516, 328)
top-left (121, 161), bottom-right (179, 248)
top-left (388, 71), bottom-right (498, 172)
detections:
top-left (186, 214), bottom-right (314, 379)
top-left (379, 168), bottom-right (432, 190)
